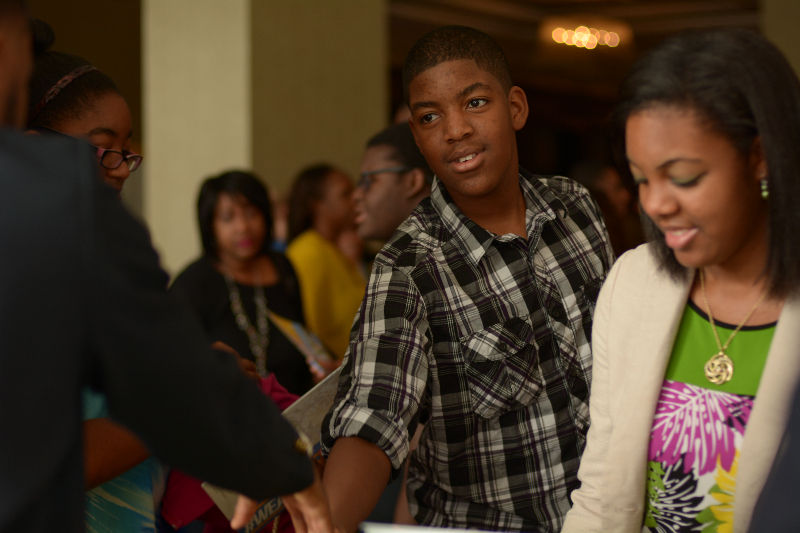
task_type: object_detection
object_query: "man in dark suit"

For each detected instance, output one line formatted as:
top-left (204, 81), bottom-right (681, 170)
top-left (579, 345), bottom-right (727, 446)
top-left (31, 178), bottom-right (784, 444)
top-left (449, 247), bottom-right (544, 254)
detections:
top-left (748, 385), bottom-right (800, 532)
top-left (0, 3), bottom-right (333, 532)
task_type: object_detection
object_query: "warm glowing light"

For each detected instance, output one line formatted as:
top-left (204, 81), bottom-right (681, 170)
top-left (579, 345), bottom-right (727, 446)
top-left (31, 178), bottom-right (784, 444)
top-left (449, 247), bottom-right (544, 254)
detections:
top-left (549, 24), bottom-right (624, 49)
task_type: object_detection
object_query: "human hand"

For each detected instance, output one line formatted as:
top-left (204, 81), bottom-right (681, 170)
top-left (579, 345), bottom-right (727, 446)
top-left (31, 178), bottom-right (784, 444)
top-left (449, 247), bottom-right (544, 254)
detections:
top-left (229, 471), bottom-right (336, 532)
top-left (282, 470), bottom-right (338, 533)
top-left (230, 494), bottom-right (259, 530)
top-left (308, 357), bottom-right (340, 384)
top-left (211, 341), bottom-right (260, 382)
top-left (211, 340), bottom-right (239, 357)
top-left (236, 357), bottom-right (260, 382)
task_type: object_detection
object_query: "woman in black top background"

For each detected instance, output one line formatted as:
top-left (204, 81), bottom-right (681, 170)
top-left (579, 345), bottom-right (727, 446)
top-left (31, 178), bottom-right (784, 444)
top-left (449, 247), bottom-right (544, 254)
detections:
top-left (171, 170), bottom-right (315, 395)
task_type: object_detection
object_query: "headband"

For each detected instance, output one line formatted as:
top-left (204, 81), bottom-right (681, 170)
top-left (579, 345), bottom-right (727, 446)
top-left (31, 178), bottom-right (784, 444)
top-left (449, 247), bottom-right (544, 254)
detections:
top-left (30, 64), bottom-right (97, 122)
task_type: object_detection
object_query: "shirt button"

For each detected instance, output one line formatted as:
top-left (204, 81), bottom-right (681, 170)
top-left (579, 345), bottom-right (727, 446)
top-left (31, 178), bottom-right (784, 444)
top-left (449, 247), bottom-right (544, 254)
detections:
top-left (499, 342), bottom-right (509, 353)
top-left (549, 303), bottom-right (566, 321)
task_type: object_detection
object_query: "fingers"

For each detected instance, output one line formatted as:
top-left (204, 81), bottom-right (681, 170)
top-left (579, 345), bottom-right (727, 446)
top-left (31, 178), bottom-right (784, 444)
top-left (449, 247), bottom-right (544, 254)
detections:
top-left (283, 476), bottom-right (337, 533)
top-left (211, 340), bottom-right (239, 357)
top-left (237, 357), bottom-right (260, 381)
top-left (230, 495), bottom-right (259, 530)
top-left (211, 340), bottom-right (260, 381)
top-left (309, 364), bottom-right (327, 383)
top-left (283, 493), bottom-right (308, 533)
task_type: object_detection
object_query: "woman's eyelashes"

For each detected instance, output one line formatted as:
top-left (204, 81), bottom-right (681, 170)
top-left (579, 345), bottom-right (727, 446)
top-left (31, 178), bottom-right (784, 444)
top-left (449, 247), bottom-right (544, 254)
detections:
top-left (671, 172), bottom-right (705, 187)
top-left (629, 167), bottom-right (646, 185)
top-left (629, 171), bottom-right (705, 188)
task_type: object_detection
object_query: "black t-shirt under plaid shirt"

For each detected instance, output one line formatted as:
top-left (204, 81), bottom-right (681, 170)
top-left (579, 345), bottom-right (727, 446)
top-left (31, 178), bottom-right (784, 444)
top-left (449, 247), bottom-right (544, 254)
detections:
top-left (322, 170), bottom-right (614, 531)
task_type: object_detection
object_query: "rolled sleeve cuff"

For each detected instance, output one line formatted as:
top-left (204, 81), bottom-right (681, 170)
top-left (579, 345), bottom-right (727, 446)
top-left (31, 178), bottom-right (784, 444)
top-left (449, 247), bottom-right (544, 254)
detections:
top-left (323, 404), bottom-right (409, 472)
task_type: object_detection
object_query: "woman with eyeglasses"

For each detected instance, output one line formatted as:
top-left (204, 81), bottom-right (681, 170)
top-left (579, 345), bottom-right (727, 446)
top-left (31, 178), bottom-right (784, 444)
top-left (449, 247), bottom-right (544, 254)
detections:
top-left (27, 22), bottom-right (141, 192)
top-left (26, 22), bottom-right (158, 533)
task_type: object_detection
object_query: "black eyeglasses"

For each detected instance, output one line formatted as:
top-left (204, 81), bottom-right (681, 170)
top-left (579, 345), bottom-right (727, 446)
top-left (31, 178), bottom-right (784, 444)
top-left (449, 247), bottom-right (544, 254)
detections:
top-left (37, 127), bottom-right (143, 172)
top-left (94, 146), bottom-right (143, 172)
top-left (357, 166), bottom-right (411, 189)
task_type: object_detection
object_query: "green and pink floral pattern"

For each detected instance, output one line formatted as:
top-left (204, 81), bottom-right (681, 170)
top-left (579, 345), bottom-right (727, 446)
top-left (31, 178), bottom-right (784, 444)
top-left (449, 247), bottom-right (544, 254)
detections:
top-left (644, 380), bottom-right (753, 533)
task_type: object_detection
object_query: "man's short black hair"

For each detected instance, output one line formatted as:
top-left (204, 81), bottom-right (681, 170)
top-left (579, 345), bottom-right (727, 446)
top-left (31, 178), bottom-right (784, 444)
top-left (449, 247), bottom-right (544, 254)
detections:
top-left (402, 25), bottom-right (513, 104)
top-left (366, 122), bottom-right (433, 183)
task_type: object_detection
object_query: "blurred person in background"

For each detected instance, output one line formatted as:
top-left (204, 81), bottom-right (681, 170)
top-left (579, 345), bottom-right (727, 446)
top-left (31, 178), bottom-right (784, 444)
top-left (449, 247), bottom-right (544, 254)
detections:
top-left (354, 122), bottom-right (432, 245)
top-left (171, 170), bottom-right (318, 395)
top-left (571, 159), bottom-right (643, 256)
top-left (286, 163), bottom-right (365, 359)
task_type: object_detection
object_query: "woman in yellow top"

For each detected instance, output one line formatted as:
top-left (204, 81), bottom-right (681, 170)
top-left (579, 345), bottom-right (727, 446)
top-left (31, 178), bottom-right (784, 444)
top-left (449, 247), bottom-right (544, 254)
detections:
top-left (286, 163), bottom-right (366, 359)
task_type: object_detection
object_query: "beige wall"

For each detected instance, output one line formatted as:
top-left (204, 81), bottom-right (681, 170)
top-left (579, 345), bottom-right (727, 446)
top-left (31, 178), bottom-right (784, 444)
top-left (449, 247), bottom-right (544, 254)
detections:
top-left (143, 0), bottom-right (389, 275)
top-left (762, 0), bottom-right (800, 76)
top-left (250, 0), bottom-right (389, 196)
top-left (142, 0), bottom-right (253, 274)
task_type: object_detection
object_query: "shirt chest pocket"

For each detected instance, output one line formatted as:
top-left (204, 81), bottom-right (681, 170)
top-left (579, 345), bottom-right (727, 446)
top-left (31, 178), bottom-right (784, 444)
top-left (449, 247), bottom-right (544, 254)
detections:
top-left (461, 317), bottom-right (542, 420)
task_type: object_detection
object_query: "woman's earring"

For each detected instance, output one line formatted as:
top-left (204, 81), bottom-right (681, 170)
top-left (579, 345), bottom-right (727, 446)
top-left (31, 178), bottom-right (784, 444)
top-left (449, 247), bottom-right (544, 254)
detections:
top-left (760, 177), bottom-right (769, 200)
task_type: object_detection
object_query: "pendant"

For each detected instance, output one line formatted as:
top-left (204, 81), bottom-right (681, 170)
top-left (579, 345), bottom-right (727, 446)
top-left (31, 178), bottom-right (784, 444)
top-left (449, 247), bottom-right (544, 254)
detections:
top-left (704, 352), bottom-right (734, 385)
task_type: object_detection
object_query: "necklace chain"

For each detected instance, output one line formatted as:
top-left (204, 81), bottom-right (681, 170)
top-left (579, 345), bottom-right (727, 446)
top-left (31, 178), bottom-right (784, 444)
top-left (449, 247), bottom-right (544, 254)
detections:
top-left (699, 269), bottom-right (767, 384)
top-left (224, 275), bottom-right (269, 377)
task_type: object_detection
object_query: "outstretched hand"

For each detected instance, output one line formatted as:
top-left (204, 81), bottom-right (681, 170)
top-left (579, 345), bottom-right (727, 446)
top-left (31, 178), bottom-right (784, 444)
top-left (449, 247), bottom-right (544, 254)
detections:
top-left (230, 495), bottom-right (260, 530)
top-left (229, 471), bottom-right (337, 533)
top-left (211, 340), bottom-right (260, 382)
top-left (282, 470), bottom-right (338, 533)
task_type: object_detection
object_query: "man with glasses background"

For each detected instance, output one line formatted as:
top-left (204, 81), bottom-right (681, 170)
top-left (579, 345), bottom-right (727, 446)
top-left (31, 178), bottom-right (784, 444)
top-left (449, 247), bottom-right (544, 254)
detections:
top-left (354, 122), bottom-right (432, 244)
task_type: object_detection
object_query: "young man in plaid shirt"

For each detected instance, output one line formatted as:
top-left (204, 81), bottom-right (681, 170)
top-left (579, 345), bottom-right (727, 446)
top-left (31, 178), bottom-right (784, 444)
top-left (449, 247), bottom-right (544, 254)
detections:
top-left (321, 25), bottom-right (614, 532)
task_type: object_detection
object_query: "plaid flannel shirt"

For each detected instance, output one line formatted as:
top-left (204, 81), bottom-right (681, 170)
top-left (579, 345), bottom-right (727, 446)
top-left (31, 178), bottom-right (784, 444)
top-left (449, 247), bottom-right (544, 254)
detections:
top-left (322, 169), bottom-right (614, 531)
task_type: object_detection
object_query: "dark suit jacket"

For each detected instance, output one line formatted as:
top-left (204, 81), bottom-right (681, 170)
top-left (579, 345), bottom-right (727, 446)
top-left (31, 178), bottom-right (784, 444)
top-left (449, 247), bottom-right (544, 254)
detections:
top-left (0, 130), bottom-right (313, 532)
top-left (749, 383), bottom-right (800, 532)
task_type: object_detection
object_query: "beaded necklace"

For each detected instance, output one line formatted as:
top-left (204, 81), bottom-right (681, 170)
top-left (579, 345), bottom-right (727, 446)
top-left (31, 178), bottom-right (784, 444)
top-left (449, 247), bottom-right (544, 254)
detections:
top-left (224, 274), bottom-right (269, 377)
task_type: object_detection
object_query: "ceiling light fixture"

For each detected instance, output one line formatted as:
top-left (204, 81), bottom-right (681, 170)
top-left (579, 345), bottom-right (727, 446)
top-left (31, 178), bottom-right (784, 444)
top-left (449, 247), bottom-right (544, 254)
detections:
top-left (541, 17), bottom-right (631, 50)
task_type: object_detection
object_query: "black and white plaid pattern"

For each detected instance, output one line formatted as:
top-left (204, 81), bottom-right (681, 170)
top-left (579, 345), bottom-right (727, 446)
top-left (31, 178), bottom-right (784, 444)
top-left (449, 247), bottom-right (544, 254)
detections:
top-left (322, 169), bottom-right (614, 531)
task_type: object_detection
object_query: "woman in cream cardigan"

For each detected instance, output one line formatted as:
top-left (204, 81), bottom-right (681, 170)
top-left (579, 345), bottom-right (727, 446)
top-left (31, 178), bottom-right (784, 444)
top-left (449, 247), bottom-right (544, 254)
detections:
top-left (562, 29), bottom-right (800, 533)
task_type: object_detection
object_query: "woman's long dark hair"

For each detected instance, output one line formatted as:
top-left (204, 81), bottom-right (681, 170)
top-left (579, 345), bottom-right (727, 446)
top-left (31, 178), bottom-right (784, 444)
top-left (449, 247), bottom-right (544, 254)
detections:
top-left (614, 28), bottom-right (800, 296)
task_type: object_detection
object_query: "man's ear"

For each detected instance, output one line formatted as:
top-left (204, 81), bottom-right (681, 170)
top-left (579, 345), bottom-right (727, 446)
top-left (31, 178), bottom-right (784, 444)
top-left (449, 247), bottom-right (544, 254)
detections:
top-left (403, 168), bottom-right (428, 200)
top-left (508, 86), bottom-right (529, 131)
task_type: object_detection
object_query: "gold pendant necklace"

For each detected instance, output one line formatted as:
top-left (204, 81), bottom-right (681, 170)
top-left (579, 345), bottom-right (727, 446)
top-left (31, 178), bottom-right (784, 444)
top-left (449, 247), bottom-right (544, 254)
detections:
top-left (699, 269), bottom-right (767, 385)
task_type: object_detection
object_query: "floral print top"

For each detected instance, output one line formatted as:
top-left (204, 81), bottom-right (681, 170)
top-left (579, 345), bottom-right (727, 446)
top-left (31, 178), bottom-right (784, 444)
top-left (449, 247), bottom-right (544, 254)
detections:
top-left (644, 302), bottom-right (775, 533)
